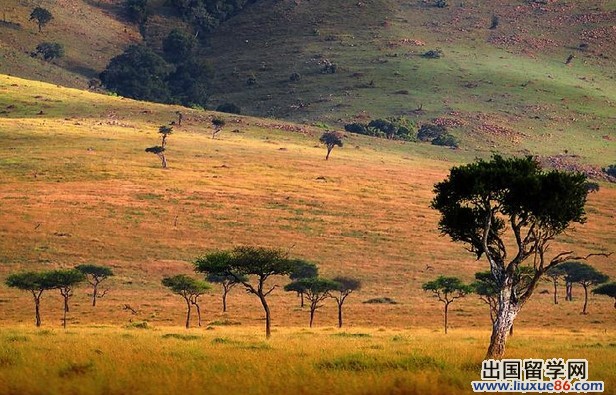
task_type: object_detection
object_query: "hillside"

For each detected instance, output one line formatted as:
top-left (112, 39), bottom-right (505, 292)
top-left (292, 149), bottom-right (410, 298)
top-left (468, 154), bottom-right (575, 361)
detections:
top-left (1, 74), bottom-right (614, 332)
top-left (0, 0), bottom-right (614, 169)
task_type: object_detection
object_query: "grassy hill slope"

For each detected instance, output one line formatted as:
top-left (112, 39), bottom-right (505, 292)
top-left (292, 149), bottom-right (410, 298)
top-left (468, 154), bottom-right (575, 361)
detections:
top-left (1, 0), bottom-right (614, 168)
top-left (1, 74), bottom-right (614, 332)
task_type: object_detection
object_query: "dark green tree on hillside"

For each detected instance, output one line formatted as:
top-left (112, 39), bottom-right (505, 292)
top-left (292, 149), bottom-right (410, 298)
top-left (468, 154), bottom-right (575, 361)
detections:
top-left (163, 29), bottom-right (195, 63)
top-left (329, 276), bottom-right (361, 328)
top-left (195, 246), bottom-right (295, 338)
top-left (35, 42), bottom-right (64, 61)
top-left (166, 57), bottom-right (212, 107)
top-left (30, 7), bottom-right (52, 33)
top-left (422, 276), bottom-right (472, 334)
top-left (592, 283), bottom-right (616, 309)
top-left (76, 264), bottom-right (114, 307)
top-left (432, 155), bottom-right (608, 358)
top-left (319, 131), bottom-right (343, 160)
top-left (285, 277), bottom-right (338, 327)
top-left (146, 125), bottom-right (173, 168)
top-left (289, 260), bottom-right (319, 307)
top-left (46, 269), bottom-right (86, 328)
top-left (124, 0), bottom-right (148, 24)
top-left (162, 275), bottom-right (210, 328)
top-left (100, 45), bottom-right (171, 102)
top-left (5, 272), bottom-right (54, 327)
top-left (560, 261), bottom-right (608, 314)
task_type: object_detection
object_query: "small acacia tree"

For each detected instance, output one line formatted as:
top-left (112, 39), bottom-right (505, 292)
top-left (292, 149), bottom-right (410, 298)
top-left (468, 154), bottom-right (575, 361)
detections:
top-left (30, 7), bottom-right (52, 33)
top-left (5, 272), bottom-right (54, 327)
top-left (432, 155), bottom-right (608, 358)
top-left (195, 246), bottom-right (294, 338)
top-left (211, 117), bottom-right (225, 139)
top-left (285, 277), bottom-right (338, 327)
top-left (75, 264), bottom-right (114, 307)
top-left (146, 125), bottom-right (173, 168)
top-left (422, 276), bottom-right (472, 334)
top-left (319, 131), bottom-right (343, 160)
top-left (162, 275), bottom-right (210, 328)
top-left (544, 266), bottom-right (566, 305)
top-left (592, 283), bottom-right (616, 309)
top-left (329, 276), bottom-right (361, 328)
top-left (200, 250), bottom-right (248, 313)
top-left (46, 269), bottom-right (86, 328)
top-left (560, 261), bottom-right (608, 314)
top-left (289, 259), bottom-right (319, 307)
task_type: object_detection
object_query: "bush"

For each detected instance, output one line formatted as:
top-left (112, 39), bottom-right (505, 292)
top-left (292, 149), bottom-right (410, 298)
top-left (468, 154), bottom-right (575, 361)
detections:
top-left (417, 124), bottom-right (446, 141)
top-left (290, 72), bottom-right (301, 82)
top-left (124, 0), bottom-right (148, 24)
top-left (584, 182), bottom-right (600, 193)
top-left (363, 297), bottom-right (397, 304)
top-left (422, 49), bottom-right (443, 59)
top-left (603, 164), bottom-right (616, 178)
top-left (435, 0), bottom-right (448, 8)
top-left (431, 133), bottom-right (459, 148)
top-left (216, 102), bottom-right (241, 114)
top-left (35, 42), bottom-right (64, 61)
top-left (247, 75), bottom-right (257, 85)
top-left (344, 123), bottom-right (368, 134)
top-left (162, 29), bottom-right (195, 63)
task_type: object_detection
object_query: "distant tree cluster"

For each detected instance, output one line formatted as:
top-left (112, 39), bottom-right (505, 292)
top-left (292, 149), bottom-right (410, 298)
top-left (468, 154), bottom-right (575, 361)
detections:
top-left (417, 123), bottom-right (458, 147)
top-left (344, 117), bottom-right (415, 141)
top-left (168, 0), bottom-right (258, 38)
top-left (100, 39), bottom-right (212, 107)
top-left (544, 262), bottom-right (609, 314)
top-left (33, 42), bottom-right (64, 61)
top-left (5, 265), bottom-right (114, 328)
top-left (195, 247), bottom-right (361, 336)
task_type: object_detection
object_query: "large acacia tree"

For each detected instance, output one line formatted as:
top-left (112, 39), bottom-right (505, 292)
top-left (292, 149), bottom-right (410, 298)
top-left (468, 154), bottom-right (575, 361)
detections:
top-left (560, 261), bottom-right (608, 314)
top-left (432, 155), bottom-right (608, 358)
top-left (329, 276), bottom-right (361, 328)
top-left (195, 246), bottom-right (295, 338)
top-left (162, 275), bottom-right (210, 328)
top-left (46, 269), bottom-right (86, 328)
top-left (284, 277), bottom-right (338, 327)
top-left (5, 272), bottom-right (54, 327)
top-left (76, 264), bottom-right (114, 307)
top-left (422, 276), bottom-right (472, 334)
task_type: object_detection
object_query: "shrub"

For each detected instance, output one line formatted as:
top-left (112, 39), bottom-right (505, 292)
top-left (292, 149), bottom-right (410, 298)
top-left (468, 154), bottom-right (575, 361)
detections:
top-left (435, 0), bottom-right (448, 8)
top-left (603, 164), bottom-right (616, 178)
top-left (417, 123), bottom-right (446, 141)
top-left (584, 182), bottom-right (600, 193)
top-left (431, 133), bottom-right (459, 148)
top-left (35, 42), bottom-right (64, 61)
top-left (344, 123), bottom-right (368, 134)
top-left (422, 49), bottom-right (443, 59)
top-left (363, 297), bottom-right (397, 304)
top-left (216, 102), bottom-right (241, 114)
top-left (290, 72), bottom-right (301, 82)
top-left (247, 75), bottom-right (257, 85)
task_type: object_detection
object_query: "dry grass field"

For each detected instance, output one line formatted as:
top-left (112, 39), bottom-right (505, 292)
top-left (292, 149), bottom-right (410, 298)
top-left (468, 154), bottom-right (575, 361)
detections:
top-left (0, 74), bottom-right (615, 394)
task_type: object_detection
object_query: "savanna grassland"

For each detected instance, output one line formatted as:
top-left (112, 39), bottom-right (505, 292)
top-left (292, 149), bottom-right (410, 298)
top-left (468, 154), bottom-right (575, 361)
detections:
top-left (0, 74), bottom-right (615, 394)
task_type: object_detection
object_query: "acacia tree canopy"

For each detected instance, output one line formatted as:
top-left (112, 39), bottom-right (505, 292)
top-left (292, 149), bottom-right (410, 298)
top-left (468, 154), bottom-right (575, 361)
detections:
top-left (431, 155), bottom-right (603, 358)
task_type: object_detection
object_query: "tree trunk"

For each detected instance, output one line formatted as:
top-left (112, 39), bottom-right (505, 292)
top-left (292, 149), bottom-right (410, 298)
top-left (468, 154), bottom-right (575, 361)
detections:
top-left (566, 282), bottom-right (572, 301)
top-left (222, 288), bottom-right (228, 312)
top-left (509, 323), bottom-right (514, 337)
top-left (325, 147), bottom-right (332, 160)
top-left (161, 154), bottom-right (167, 169)
top-left (258, 294), bottom-right (271, 338)
top-left (63, 296), bottom-right (69, 329)
top-left (486, 284), bottom-right (520, 359)
top-left (582, 284), bottom-right (589, 315)
top-left (92, 283), bottom-right (98, 307)
top-left (444, 302), bottom-right (449, 334)
top-left (300, 292), bottom-right (304, 308)
top-left (553, 280), bottom-right (558, 305)
top-left (338, 301), bottom-right (343, 328)
top-left (185, 300), bottom-right (191, 329)
top-left (194, 302), bottom-right (201, 327)
top-left (309, 307), bottom-right (315, 328)
top-left (613, 298), bottom-right (615, 309)
top-left (34, 294), bottom-right (41, 327)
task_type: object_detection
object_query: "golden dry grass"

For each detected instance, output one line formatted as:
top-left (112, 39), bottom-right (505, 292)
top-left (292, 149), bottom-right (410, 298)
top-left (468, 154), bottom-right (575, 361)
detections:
top-left (0, 74), bottom-right (615, 394)
top-left (0, 326), bottom-right (615, 395)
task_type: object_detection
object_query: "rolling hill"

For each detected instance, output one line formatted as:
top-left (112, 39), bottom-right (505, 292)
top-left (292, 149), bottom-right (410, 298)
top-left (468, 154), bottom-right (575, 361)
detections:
top-left (0, 74), bottom-right (614, 331)
top-left (0, 0), bottom-right (614, 169)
